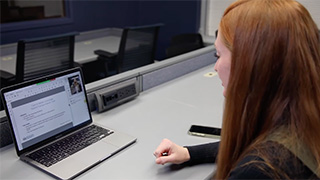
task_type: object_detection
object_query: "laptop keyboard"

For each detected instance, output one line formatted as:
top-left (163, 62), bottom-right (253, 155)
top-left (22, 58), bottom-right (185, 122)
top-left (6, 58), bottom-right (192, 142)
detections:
top-left (27, 125), bottom-right (113, 167)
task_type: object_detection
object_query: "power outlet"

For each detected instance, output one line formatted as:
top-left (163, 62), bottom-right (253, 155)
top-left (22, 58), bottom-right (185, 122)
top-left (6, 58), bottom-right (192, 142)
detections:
top-left (118, 84), bottom-right (136, 99)
top-left (103, 91), bottom-right (118, 106)
top-left (102, 84), bottom-right (136, 107)
top-left (94, 78), bottom-right (139, 112)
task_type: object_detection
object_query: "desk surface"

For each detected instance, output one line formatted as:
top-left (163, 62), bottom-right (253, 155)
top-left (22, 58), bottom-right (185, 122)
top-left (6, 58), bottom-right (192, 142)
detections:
top-left (0, 36), bottom-right (121, 74)
top-left (75, 36), bottom-right (121, 64)
top-left (0, 65), bottom-right (224, 179)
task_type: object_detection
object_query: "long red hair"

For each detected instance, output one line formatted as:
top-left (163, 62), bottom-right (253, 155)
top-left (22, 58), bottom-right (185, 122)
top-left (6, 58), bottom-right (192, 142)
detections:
top-left (216, 0), bottom-right (320, 178)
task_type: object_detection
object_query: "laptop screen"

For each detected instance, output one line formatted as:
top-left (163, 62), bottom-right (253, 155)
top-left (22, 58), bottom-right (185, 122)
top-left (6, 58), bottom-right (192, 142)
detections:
top-left (1, 68), bottom-right (91, 152)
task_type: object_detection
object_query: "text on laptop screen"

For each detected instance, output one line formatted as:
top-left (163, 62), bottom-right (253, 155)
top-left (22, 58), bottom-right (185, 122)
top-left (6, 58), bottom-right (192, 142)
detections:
top-left (3, 71), bottom-right (90, 151)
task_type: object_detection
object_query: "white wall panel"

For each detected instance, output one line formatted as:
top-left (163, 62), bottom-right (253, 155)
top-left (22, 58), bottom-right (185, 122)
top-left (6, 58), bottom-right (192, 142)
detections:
top-left (204, 0), bottom-right (320, 37)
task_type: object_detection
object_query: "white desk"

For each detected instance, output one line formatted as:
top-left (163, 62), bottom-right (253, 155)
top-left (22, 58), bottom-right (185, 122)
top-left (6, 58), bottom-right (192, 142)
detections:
top-left (75, 36), bottom-right (121, 64)
top-left (0, 65), bottom-right (224, 179)
top-left (75, 36), bottom-right (141, 64)
top-left (0, 36), bottom-right (121, 75)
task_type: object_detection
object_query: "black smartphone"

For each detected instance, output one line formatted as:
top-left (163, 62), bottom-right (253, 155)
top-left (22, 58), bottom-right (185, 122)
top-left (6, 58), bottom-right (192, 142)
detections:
top-left (188, 125), bottom-right (221, 138)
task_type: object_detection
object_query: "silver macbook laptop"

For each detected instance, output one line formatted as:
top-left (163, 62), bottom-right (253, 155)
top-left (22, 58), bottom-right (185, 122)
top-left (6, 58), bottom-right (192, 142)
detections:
top-left (0, 67), bottom-right (137, 180)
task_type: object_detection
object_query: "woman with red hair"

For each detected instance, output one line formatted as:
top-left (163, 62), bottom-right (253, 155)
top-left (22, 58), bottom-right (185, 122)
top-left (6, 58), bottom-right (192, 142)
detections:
top-left (154, 0), bottom-right (320, 179)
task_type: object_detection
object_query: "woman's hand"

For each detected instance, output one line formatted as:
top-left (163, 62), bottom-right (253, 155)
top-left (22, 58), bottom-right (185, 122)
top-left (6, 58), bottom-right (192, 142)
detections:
top-left (153, 138), bottom-right (190, 165)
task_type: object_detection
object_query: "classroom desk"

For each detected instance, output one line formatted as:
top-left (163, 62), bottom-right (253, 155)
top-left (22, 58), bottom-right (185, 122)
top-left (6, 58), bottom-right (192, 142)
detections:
top-left (75, 36), bottom-right (121, 64)
top-left (75, 35), bottom-right (140, 64)
top-left (0, 64), bottom-right (224, 179)
top-left (0, 36), bottom-right (122, 75)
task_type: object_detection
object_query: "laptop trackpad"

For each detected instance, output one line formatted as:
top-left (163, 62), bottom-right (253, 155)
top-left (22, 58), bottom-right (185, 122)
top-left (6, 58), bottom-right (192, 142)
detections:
top-left (49, 141), bottom-right (118, 179)
top-left (102, 131), bottom-right (136, 147)
top-left (73, 141), bottom-right (118, 163)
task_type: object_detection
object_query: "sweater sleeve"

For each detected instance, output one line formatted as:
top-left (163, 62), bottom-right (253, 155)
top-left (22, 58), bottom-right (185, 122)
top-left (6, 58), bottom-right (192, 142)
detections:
top-left (184, 142), bottom-right (272, 178)
top-left (184, 141), bottom-right (219, 165)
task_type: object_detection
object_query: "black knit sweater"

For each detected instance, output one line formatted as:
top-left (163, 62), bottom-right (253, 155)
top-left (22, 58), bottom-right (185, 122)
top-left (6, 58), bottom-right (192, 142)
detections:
top-left (185, 141), bottom-right (318, 179)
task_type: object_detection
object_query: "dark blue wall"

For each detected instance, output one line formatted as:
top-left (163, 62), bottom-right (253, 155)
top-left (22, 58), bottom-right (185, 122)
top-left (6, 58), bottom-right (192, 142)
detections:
top-left (137, 1), bottom-right (201, 59)
top-left (0, 0), bottom-right (201, 60)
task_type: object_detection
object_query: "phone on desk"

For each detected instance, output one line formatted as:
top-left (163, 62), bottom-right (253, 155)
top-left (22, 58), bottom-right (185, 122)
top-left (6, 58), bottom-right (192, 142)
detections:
top-left (188, 125), bottom-right (221, 138)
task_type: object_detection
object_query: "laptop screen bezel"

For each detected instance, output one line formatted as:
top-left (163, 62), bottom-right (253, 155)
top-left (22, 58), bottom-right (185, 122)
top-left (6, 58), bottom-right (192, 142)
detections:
top-left (0, 67), bottom-right (93, 156)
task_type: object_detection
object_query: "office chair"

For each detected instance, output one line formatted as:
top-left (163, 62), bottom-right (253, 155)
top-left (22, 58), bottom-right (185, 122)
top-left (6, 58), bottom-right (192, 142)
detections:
top-left (166, 33), bottom-right (205, 58)
top-left (94, 23), bottom-right (162, 76)
top-left (15, 32), bottom-right (80, 83)
top-left (0, 32), bottom-right (79, 110)
top-left (0, 32), bottom-right (79, 87)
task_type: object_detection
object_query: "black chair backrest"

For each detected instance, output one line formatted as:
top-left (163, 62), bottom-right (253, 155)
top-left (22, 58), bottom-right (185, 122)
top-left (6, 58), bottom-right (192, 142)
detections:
top-left (117, 24), bottom-right (162, 73)
top-left (166, 33), bottom-right (204, 58)
top-left (16, 32), bottom-right (78, 83)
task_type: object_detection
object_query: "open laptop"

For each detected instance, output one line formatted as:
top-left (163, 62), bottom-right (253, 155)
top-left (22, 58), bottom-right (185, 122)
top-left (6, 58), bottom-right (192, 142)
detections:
top-left (0, 67), bottom-right (137, 180)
